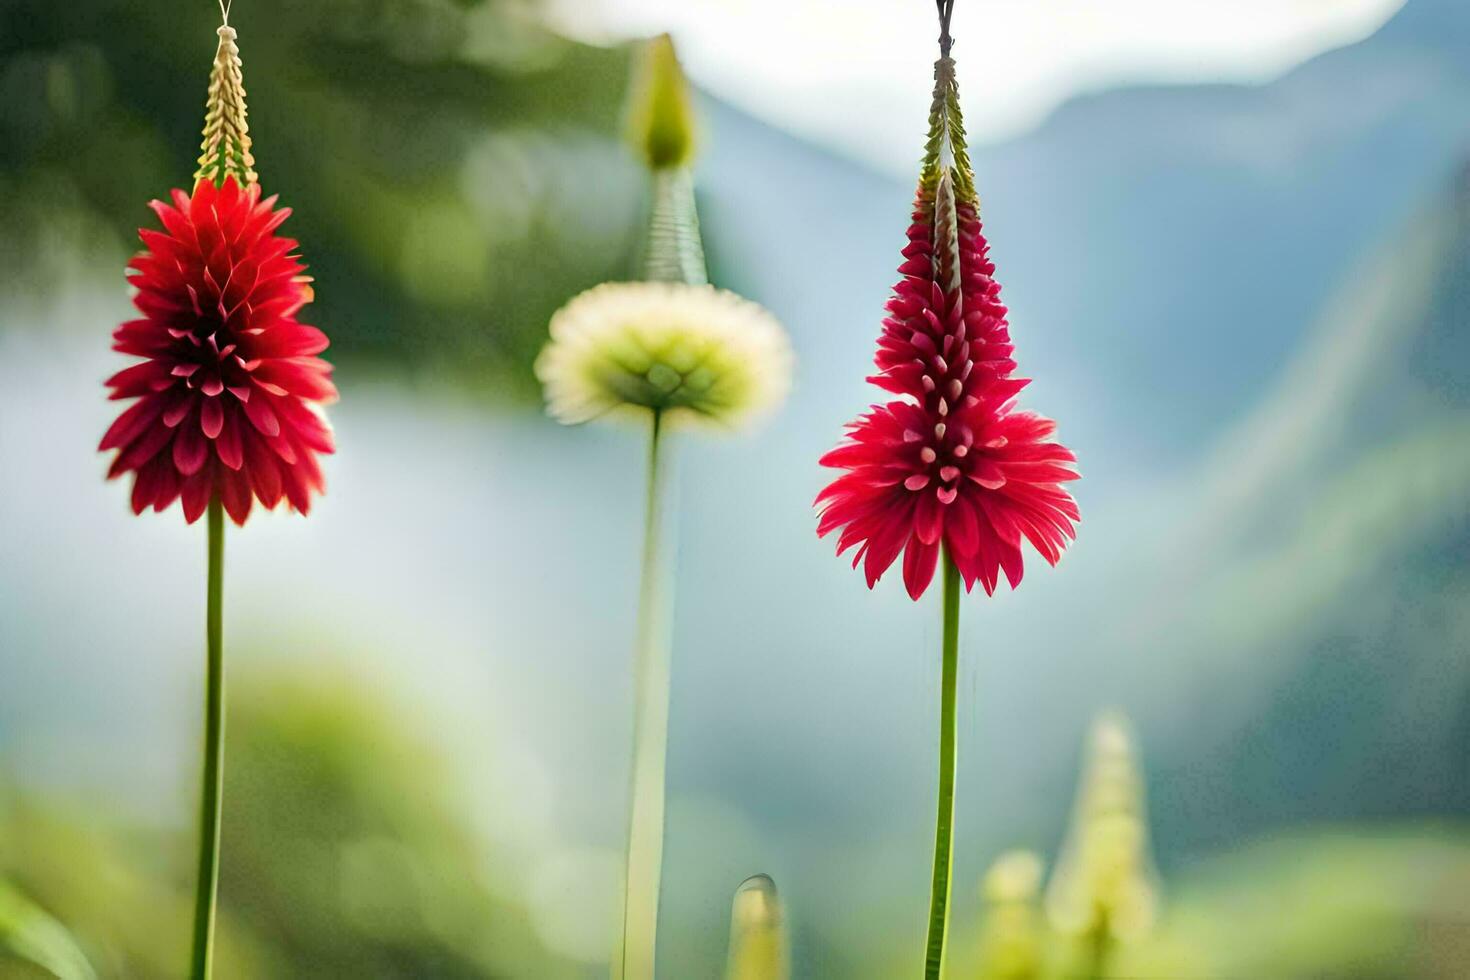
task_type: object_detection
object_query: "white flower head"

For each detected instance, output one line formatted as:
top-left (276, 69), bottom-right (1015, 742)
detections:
top-left (536, 281), bottom-right (793, 430)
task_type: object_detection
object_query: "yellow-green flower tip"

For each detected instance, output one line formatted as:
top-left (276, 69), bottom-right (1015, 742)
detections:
top-left (1045, 712), bottom-right (1161, 943)
top-left (536, 282), bottom-right (793, 430)
top-left (627, 34), bottom-right (698, 171)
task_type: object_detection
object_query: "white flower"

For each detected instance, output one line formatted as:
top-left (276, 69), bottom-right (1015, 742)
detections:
top-left (535, 282), bottom-right (793, 429)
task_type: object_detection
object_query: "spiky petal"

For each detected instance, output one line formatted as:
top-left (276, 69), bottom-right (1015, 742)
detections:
top-left (100, 176), bottom-right (336, 525)
top-left (816, 56), bottom-right (1079, 600)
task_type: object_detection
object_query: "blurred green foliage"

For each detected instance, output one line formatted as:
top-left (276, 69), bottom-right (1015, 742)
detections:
top-left (0, 0), bottom-right (648, 400)
top-left (0, 878), bottom-right (96, 979)
top-left (952, 828), bottom-right (1470, 980)
top-left (1, 681), bottom-right (1468, 978)
top-left (0, 670), bottom-right (578, 978)
top-left (221, 671), bottom-right (576, 977)
top-left (952, 715), bottom-right (1470, 980)
top-left (1119, 828), bottom-right (1470, 980)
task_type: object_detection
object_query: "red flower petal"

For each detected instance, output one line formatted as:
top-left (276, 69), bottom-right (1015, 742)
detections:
top-left (216, 410), bottom-right (245, 470)
top-left (172, 421), bottom-right (209, 476)
top-left (815, 185), bottom-right (1078, 600)
top-left (200, 396), bottom-right (225, 439)
top-left (100, 176), bottom-right (334, 523)
top-left (902, 534), bottom-right (940, 600)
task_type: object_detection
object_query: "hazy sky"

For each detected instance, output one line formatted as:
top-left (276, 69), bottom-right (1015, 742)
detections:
top-left (549, 0), bottom-right (1407, 173)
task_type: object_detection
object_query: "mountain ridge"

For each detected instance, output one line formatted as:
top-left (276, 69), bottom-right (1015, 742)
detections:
top-left (968, 0), bottom-right (1470, 463)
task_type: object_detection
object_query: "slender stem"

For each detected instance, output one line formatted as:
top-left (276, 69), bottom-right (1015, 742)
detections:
top-left (190, 497), bottom-right (226, 980)
top-left (924, 556), bottom-right (961, 979)
top-left (643, 168), bottom-right (708, 286)
top-left (618, 410), bottom-right (673, 980)
top-left (936, 0), bottom-right (954, 58)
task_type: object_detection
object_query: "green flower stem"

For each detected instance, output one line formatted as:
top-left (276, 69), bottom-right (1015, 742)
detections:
top-left (190, 497), bottom-right (226, 980)
top-left (924, 555), bottom-right (961, 979)
top-left (643, 168), bottom-right (708, 286)
top-left (619, 409), bottom-right (674, 980)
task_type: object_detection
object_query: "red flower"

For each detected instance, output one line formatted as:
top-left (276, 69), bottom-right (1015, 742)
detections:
top-left (100, 176), bottom-right (336, 525)
top-left (816, 183), bottom-right (1079, 600)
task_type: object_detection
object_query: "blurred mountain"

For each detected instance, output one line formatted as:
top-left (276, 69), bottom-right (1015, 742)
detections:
top-left (972, 0), bottom-right (1470, 460)
top-left (1131, 158), bottom-right (1470, 855)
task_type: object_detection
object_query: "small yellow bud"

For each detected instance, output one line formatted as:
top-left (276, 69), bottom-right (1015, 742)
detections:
top-left (976, 850), bottom-right (1046, 980)
top-left (983, 849), bottom-right (1045, 904)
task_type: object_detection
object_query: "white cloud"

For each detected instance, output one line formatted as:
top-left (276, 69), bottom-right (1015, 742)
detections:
top-left (547, 0), bottom-right (1406, 173)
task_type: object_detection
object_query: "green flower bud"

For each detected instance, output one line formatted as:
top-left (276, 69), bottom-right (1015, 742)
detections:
top-left (627, 34), bottom-right (698, 171)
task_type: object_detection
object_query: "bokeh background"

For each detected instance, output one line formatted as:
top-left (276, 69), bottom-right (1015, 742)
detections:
top-left (2, 0), bottom-right (1469, 976)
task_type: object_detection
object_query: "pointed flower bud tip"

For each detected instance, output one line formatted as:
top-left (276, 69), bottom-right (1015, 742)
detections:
top-left (196, 23), bottom-right (256, 187)
top-left (726, 874), bottom-right (789, 980)
top-left (627, 34), bottom-right (698, 171)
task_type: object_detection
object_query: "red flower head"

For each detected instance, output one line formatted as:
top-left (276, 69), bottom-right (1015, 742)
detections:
top-left (99, 175), bottom-right (336, 524)
top-left (816, 58), bottom-right (1079, 600)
